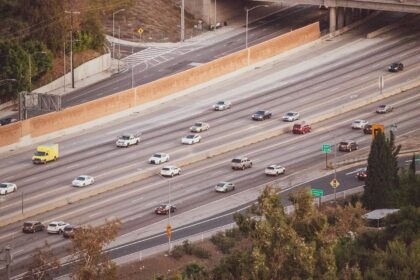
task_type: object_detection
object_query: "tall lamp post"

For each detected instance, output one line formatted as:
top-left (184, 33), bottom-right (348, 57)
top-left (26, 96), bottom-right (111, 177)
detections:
top-left (245, 5), bottom-right (269, 49)
top-left (65, 10), bottom-right (80, 89)
top-left (112, 9), bottom-right (125, 60)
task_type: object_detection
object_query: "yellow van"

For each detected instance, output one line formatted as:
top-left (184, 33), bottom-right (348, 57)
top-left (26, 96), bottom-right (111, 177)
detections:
top-left (32, 144), bottom-right (59, 164)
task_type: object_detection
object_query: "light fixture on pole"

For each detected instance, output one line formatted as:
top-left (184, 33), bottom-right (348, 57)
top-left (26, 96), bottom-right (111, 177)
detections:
top-left (245, 5), bottom-right (268, 65)
top-left (112, 9), bottom-right (125, 60)
top-left (64, 10), bottom-right (80, 89)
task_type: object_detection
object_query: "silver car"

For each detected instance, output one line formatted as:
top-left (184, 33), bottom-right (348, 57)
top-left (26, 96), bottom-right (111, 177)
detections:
top-left (190, 122), bottom-right (210, 132)
top-left (282, 111), bottom-right (300, 122)
top-left (264, 165), bottom-right (286, 176)
top-left (213, 100), bottom-right (231, 111)
top-left (215, 182), bottom-right (235, 193)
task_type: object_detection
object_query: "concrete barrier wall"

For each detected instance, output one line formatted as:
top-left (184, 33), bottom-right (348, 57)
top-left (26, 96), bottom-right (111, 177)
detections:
top-left (0, 23), bottom-right (320, 148)
top-left (35, 53), bottom-right (111, 94)
top-left (30, 89), bottom-right (135, 137)
top-left (250, 22), bottom-right (320, 64)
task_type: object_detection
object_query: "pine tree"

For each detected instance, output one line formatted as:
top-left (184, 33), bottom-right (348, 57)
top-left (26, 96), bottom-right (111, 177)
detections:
top-left (362, 131), bottom-right (400, 209)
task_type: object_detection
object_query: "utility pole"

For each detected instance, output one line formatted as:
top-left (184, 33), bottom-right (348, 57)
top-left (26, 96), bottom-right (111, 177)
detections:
top-left (63, 42), bottom-right (66, 92)
top-left (118, 25), bottom-right (121, 72)
top-left (65, 9), bottom-right (80, 89)
top-left (181, 0), bottom-right (185, 41)
top-left (112, 9), bottom-right (125, 60)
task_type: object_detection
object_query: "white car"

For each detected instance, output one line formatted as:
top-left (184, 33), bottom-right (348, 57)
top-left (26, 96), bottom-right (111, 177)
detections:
top-left (376, 104), bottom-right (393, 114)
top-left (0, 183), bottom-right (17, 195)
top-left (182, 134), bottom-right (201, 145)
top-left (47, 221), bottom-right (69, 234)
top-left (190, 122), bottom-right (210, 132)
top-left (213, 100), bottom-right (231, 111)
top-left (351, 120), bottom-right (369, 129)
top-left (149, 153), bottom-right (170, 164)
top-left (215, 182), bottom-right (235, 193)
top-left (282, 111), bottom-right (300, 122)
top-left (72, 175), bottom-right (94, 187)
top-left (160, 165), bottom-right (181, 177)
top-left (264, 165), bottom-right (286, 176)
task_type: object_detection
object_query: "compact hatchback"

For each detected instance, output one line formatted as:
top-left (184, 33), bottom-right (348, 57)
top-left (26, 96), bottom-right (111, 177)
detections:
top-left (264, 165), bottom-right (286, 176)
top-left (22, 221), bottom-right (44, 233)
top-left (282, 111), bottom-right (300, 122)
top-left (160, 165), bottom-right (181, 177)
top-left (292, 122), bottom-right (311, 134)
top-left (47, 221), bottom-right (69, 234)
top-left (339, 140), bottom-right (358, 152)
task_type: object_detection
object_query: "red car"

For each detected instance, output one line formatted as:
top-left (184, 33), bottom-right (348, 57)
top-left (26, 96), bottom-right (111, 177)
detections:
top-left (292, 122), bottom-right (311, 134)
top-left (356, 168), bottom-right (368, 181)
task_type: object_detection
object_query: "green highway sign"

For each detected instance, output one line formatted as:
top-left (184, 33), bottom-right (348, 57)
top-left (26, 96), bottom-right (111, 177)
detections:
top-left (322, 144), bottom-right (331, 154)
top-left (311, 188), bottom-right (324, 197)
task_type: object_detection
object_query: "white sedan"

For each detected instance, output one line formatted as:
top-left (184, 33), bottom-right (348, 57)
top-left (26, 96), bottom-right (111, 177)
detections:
top-left (190, 122), bottom-right (210, 132)
top-left (282, 111), bottom-right (300, 122)
top-left (215, 182), bottom-right (235, 193)
top-left (72, 175), bottom-right (94, 187)
top-left (212, 100), bottom-right (231, 111)
top-left (264, 165), bottom-right (286, 176)
top-left (351, 120), bottom-right (368, 129)
top-left (149, 153), bottom-right (170, 164)
top-left (160, 165), bottom-right (182, 177)
top-left (182, 134), bottom-right (201, 145)
top-left (0, 183), bottom-right (17, 195)
top-left (47, 221), bottom-right (69, 234)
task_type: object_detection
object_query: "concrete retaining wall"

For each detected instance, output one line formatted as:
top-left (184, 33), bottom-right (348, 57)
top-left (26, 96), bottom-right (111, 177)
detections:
top-left (0, 23), bottom-right (320, 150)
top-left (34, 53), bottom-right (111, 94)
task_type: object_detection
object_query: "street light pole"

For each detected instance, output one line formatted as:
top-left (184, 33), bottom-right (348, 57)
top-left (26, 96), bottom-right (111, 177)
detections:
top-left (112, 9), bottom-right (125, 60)
top-left (245, 5), bottom-right (268, 65)
top-left (65, 10), bottom-right (80, 89)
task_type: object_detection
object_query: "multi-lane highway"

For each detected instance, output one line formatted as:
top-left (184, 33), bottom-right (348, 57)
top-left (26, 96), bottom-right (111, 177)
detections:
top-left (1, 10), bottom-right (420, 278)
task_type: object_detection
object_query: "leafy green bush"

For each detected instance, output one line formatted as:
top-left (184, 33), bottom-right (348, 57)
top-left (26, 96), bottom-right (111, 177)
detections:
top-left (171, 244), bottom-right (185, 260)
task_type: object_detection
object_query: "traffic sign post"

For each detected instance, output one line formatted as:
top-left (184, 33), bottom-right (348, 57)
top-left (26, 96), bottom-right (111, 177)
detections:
top-left (330, 178), bottom-right (340, 205)
top-left (311, 188), bottom-right (324, 207)
top-left (322, 144), bottom-right (331, 169)
top-left (166, 223), bottom-right (172, 254)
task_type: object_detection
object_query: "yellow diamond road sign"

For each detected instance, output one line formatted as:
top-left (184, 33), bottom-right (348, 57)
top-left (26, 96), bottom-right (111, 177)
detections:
top-left (330, 178), bottom-right (340, 189)
top-left (137, 27), bottom-right (144, 34)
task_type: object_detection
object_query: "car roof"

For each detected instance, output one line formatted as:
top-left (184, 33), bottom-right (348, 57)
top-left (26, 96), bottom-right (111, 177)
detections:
top-left (163, 165), bottom-right (177, 168)
top-left (24, 220), bottom-right (41, 224)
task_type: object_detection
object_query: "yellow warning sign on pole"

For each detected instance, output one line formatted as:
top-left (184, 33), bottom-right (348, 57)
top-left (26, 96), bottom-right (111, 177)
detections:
top-left (166, 224), bottom-right (172, 238)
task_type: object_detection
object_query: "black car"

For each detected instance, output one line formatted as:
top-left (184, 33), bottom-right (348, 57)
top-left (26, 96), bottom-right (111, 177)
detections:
top-left (363, 124), bottom-right (372, 134)
top-left (338, 140), bottom-right (358, 152)
top-left (252, 110), bottom-right (272, 121)
top-left (22, 221), bottom-right (44, 233)
top-left (0, 117), bottom-right (17, 126)
top-left (388, 62), bottom-right (403, 72)
top-left (155, 204), bottom-right (176, 215)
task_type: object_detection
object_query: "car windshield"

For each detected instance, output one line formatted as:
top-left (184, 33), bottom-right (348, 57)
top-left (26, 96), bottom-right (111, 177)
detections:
top-left (340, 142), bottom-right (348, 145)
top-left (162, 168), bottom-right (170, 171)
top-left (255, 111), bottom-right (265, 115)
top-left (49, 223), bottom-right (57, 227)
top-left (64, 226), bottom-right (74, 231)
top-left (379, 105), bottom-right (386, 108)
top-left (76, 177), bottom-right (85, 181)
top-left (121, 135), bottom-right (130, 140)
top-left (267, 167), bottom-right (275, 170)
top-left (24, 222), bottom-right (34, 227)
top-left (294, 124), bottom-right (301, 128)
top-left (0, 184), bottom-right (7, 188)
top-left (34, 151), bottom-right (46, 156)
top-left (232, 159), bottom-right (242, 163)
top-left (217, 183), bottom-right (225, 187)
top-left (186, 135), bottom-right (194, 139)
top-left (354, 120), bottom-right (361, 124)
top-left (194, 123), bottom-right (202, 127)
top-left (153, 154), bottom-right (161, 158)
top-left (217, 101), bottom-right (224, 105)
top-left (286, 112), bottom-right (294, 116)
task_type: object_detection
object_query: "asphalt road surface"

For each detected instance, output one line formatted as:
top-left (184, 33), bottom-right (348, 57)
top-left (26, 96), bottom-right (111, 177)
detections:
top-left (1, 10), bottom-right (419, 279)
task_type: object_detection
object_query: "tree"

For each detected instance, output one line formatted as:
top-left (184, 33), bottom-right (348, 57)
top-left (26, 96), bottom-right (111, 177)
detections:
top-left (0, 39), bottom-right (30, 100)
top-left (362, 131), bottom-right (401, 209)
top-left (69, 219), bottom-right (121, 280)
top-left (23, 241), bottom-right (60, 280)
top-left (22, 40), bottom-right (53, 81)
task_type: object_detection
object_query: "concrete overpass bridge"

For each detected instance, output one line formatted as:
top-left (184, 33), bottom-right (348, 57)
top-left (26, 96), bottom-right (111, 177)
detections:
top-left (186, 0), bottom-right (420, 33)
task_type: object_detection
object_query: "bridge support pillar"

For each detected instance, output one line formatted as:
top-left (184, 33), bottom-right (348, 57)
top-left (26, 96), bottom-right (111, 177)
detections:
top-left (329, 7), bottom-right (337, 33)
top-left (337, 7), bottom-right (345, 29)
top-left (345, 8), bottom-right (353, 25)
